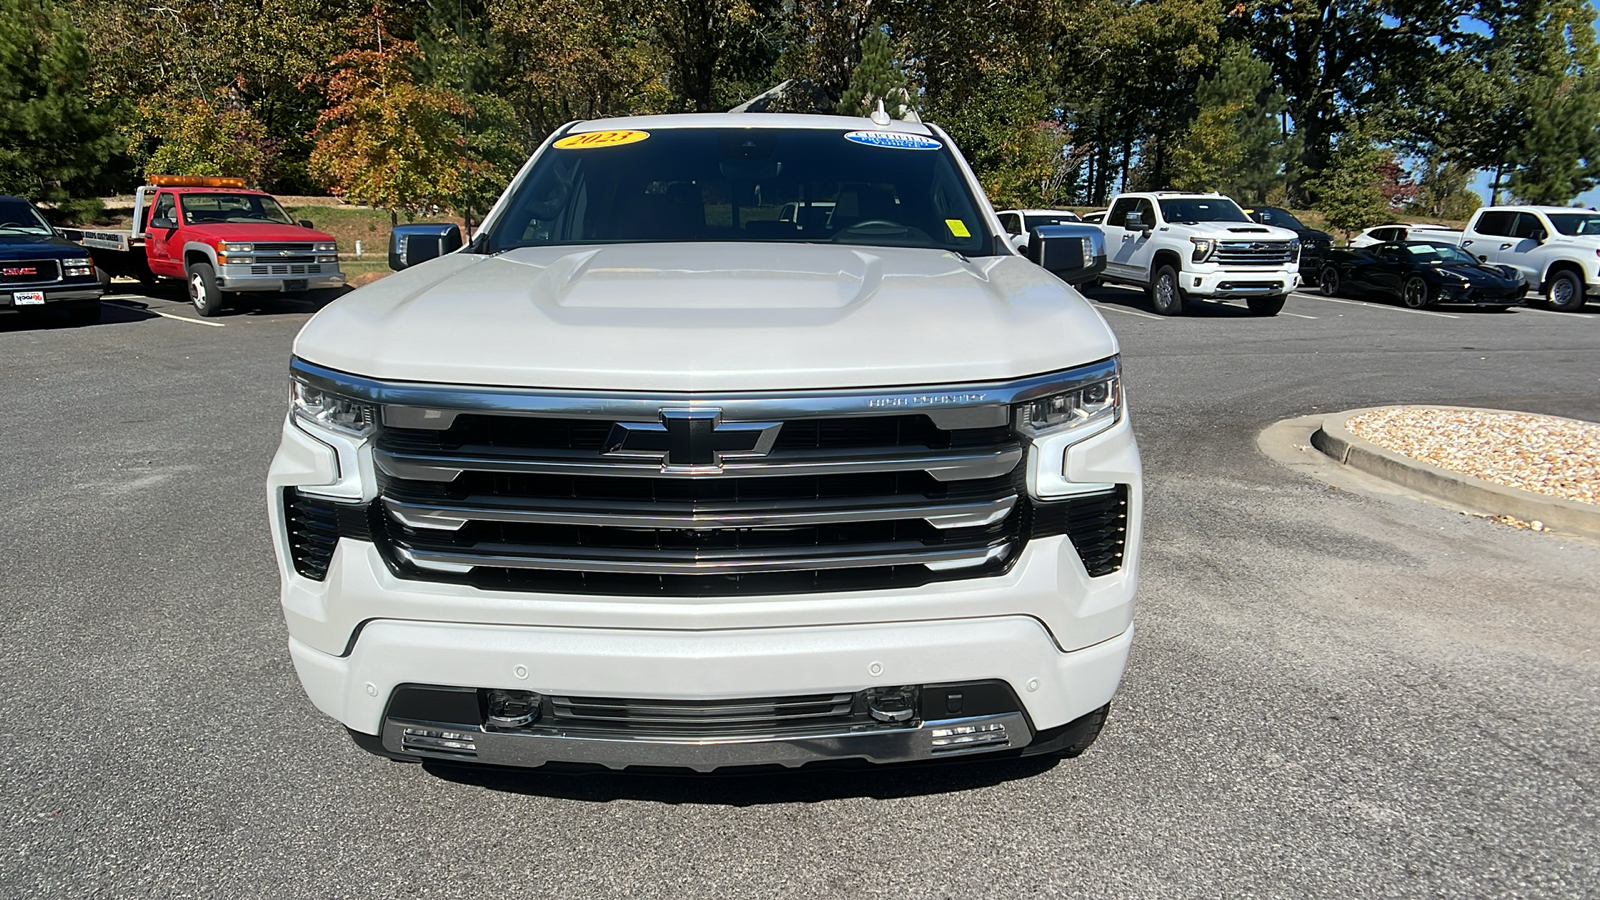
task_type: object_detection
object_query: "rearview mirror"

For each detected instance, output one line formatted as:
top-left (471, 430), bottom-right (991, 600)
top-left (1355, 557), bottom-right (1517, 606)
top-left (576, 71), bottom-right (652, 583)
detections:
top-left (1124, 210), bottom-right (1146, 230)
top-left (299, 219), bottom-right (315, 229)
top-left (1532, 229), bottom-right (1547, 243)
top-left (149, 217), bottom-right (175, 231)
top-left (390, 223), bottom-right (464, 271)
top-left (1028, 223), bottom-right (1107, 285)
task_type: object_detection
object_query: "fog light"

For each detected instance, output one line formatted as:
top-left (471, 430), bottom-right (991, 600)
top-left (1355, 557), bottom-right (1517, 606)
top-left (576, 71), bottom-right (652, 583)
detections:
top-left (400, 727), bottom-right (478, 756)
top-left (486, 689), bottom-right (540, 727)
top-left (930, 721), bottom-right (1009, 752)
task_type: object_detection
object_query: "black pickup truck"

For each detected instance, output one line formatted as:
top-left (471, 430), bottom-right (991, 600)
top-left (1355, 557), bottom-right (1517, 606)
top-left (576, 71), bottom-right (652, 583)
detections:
top-left (0, 196), bottom-right (104, 325)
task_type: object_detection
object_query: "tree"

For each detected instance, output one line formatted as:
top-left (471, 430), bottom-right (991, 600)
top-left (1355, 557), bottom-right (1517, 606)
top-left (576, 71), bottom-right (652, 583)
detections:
top-left (1412, 152), bottom-right (1482, 221)
top-left (1167, 46), bottom-right (1290, 200)
top-left (309, 37), bottom-right (469, 217)
top-left (0, 0), bottom-right (119, 201)
top-left (1309, 136), bottom-right (1389, 240)
top-left (647, 0), bottom-right (778, 111)
top-left (126, 99), bottom-right (275, 184)
top-left (837, 23), bottom-right (909, 116)
top-left (1505, 0), bottom-right (1600, 203)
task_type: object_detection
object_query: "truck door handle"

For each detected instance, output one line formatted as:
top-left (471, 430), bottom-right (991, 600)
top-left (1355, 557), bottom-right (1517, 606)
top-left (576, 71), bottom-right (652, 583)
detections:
top-left (1461, 239), bottom-right (1473, 245)
top-left (1500, 243), bottom-right (1513, 249)
top-left (1122, 234), bottom-right (1133, 241)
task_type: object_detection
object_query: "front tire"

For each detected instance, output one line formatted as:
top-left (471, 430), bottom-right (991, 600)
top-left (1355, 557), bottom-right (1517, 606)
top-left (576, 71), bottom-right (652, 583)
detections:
top-left (187, 262), bottom-right (224, 317)
top-left (1320, 267), bottom-right (1342, 296)
top-left (1544, 269), bottom-right (1587, 311)
top-left (1247, 295), bottom-right (1286, 316)
top-left (1402, 276), bottom-right (1432, 309)
top-left (1149, 265), bottom-right (1186, 316)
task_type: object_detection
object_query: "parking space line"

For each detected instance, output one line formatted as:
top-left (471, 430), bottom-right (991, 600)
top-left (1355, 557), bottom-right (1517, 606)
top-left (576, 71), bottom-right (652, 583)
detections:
top-left (1092, 303), bottom-right (1165, 320)
top-left (1291, 292), bottom-right (1460, 319)
top-left (1517, 307), bottom-right (1599, 320)
top-left (105, 299), bottom-right (225, 327)
top-left (1278, 311), bottom-right (1318, 319)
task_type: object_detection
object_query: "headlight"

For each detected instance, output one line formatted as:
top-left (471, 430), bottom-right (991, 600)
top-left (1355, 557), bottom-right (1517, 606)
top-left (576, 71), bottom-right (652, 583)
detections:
top-left (1013, 371), bottom-right (1121, 440)
top-left (218, 242), bottom-right (253, 253)
top-left (314, 242), bottom-right (337, 252)
top-left (291, 375), bottom-right (376, 437)
top-left (1190, 237), bottom-right (1214, 262)
top-left (316, 255), bottom-right (338, 264)
top-left (1288, 239), bottom-right (1302, 260)
top-left (64, 258), bottom-right (95, 277)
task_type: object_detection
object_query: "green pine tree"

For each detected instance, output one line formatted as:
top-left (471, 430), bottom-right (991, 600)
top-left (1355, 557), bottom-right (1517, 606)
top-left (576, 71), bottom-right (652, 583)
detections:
top-left (1168, 46), bottom-right (1292, 201)
top-left (1309, 136), bottom-right (1390, 240)
top-left (0, 0), bottom-right (119, 201)
top-left (838, 24), bottom-right (909, 117)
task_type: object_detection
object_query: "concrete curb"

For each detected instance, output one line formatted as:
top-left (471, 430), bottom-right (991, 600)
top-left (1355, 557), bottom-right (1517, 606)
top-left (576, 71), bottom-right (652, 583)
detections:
top-left (1310, 406), bottom-right (1600, 540)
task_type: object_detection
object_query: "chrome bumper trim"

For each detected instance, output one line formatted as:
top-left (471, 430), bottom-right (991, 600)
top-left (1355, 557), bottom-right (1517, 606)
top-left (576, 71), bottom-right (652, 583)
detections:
top-left (393, 540), bottom-right (1012, 576)
top-left (382, 712), bottom-right (1032, 772)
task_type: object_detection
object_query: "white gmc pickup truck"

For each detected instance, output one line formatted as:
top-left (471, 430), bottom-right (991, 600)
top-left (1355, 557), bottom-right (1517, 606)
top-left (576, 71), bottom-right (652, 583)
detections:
top-left (267, 113), bottom-right (1142, 772)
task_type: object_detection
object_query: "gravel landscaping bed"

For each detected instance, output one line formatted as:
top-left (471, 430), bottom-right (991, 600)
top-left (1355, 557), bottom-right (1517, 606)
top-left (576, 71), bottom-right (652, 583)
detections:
top-left (1345, 407), bottom-right (1599, 505)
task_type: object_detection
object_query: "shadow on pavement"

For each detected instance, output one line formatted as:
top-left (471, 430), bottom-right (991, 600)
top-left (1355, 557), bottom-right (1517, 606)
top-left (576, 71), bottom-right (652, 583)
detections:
top-left (420, 753), bottom-right (1061, 804)
top-left (1082, 284), bottom-right (1256, 318)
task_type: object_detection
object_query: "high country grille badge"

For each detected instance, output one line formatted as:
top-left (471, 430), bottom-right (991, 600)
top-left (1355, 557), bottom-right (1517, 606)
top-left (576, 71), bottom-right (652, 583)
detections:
top-left (604, 409), bottom-right (781, 471)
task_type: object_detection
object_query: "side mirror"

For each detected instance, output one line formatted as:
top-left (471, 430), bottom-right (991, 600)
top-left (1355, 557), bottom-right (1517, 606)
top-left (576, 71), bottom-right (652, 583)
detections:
top-left (149, 217), bottom-right (176, 230)
top-left (1027, 223), bottom-right (1107, 285)
top-left (389, 223), bottom-right (464, 271)
top-left (1007, 233), bottom-right (1029, 252)
top-left (1532, 229), bottom-right (1547, 243)
top-left (1124, 210), bottom-right (1146, 231)
top-left (299, 219), bottom-right (315, 229)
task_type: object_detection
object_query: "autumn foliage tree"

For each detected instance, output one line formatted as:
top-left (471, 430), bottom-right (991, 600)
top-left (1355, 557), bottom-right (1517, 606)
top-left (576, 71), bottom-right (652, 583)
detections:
top-left (310, 38), bottom-right (468, 218)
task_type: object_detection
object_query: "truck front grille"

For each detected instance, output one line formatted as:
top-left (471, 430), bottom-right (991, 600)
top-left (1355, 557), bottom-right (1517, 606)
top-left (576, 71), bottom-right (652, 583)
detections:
top-left (1214, 241), bottom-right (1295, 265)
top-left (373, 411), bottom-right (1028, 595)
top-left (0, 259), bottom-right (62, 285)
top-left (249, 263), bottom-right (323, 275)
top-left (549, 692), bottom-right (858, 734)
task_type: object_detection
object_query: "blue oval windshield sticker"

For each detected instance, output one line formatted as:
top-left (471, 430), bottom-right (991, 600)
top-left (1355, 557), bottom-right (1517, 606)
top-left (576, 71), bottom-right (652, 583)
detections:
top-left (844, 131), bottom-right (942, 150)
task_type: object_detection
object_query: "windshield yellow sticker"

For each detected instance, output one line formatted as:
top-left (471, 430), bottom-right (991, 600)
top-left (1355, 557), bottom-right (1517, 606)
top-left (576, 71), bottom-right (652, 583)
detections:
top-left (554, 130), bottom-right (649, 150)
top-left (946, 219), bottom-right (971, 238)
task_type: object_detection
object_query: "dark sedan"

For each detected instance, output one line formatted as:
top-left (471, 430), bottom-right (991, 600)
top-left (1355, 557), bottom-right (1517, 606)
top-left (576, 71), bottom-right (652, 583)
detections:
top-left (1319, 241), bottom-right (1527, 309)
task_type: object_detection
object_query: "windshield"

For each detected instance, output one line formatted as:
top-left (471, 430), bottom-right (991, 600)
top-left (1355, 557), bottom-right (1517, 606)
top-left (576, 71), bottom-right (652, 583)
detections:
top-left (1547, 213), bottom-right (1600, 236)
top-left (1254, 207), bottom-right (1306, 230)
top-left (180, 193), bottom-right (295, 226)
top-left (1406, 243), bottom-right (1479, 266)
top-left (0, 198), bottom-right (53, 235)
top-left (485, 127), bottom-right (993, 254)
top-left (1158, 197), bottom-right (1250, 224)
top-left (1024, 213), bottom-right (1081, 229)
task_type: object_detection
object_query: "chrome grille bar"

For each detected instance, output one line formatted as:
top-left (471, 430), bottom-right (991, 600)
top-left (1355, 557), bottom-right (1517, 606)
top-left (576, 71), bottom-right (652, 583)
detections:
top-left (384, 494), bottom-right (1017, 531)
top-left (375, 444), bottom-right (1023, 482)
top-left (395, 541), bottom-right (1011, 575)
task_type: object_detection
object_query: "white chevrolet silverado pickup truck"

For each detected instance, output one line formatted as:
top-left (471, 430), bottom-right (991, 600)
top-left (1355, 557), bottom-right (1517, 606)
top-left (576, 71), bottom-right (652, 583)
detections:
top-left (1457, 206), bottom-right (1600, 311)
top-left (1098, 191), bottom-right (1301, 316)
top-left (267, 113), bottom-right (1141, 772)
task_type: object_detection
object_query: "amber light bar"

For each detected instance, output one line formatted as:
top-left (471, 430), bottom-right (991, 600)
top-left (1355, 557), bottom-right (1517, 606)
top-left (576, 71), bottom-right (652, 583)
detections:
top-left (146, 175), bottom-right (248, 188)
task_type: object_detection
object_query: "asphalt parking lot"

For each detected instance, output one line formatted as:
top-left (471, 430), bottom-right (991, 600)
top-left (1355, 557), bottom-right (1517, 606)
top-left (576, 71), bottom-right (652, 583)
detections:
top-left (2, 282), bottom-right (1597, 898)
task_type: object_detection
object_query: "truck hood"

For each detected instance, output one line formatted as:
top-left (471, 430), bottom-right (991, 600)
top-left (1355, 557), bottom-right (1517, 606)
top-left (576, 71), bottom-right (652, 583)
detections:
top-left (293, 243), bottom-right (1119, 392)
top-left (1171, 222), bottom-right (1299, 241)
top-left (184, 223), bottom-right (335, 243)
top-left (0, 233), bottom-right (85, 258)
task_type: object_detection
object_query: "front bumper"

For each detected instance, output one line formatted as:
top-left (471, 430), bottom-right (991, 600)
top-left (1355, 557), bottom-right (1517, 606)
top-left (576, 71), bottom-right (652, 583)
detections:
top-left (0, 283), bottom-right (103, 310)
top-left (1184, 269), bottom-right (1299, 298)
top-left (292, 616), bottom-right (1134, 769)
top-left (217, 266), bottom-right (345, 293)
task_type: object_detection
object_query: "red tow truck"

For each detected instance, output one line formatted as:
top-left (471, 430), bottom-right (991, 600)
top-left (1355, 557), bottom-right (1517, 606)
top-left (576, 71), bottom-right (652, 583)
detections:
top-left (61, 176), bottom-right (346, 316)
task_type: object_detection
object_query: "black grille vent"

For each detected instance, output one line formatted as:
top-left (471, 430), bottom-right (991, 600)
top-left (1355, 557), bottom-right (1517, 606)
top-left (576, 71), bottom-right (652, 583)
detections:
top-left (282, 489), bottom-right (372, 580)
top-left (549, 693), bottom-right (858, 735)
top-left (1030, 486), bottom-right (1130, 577)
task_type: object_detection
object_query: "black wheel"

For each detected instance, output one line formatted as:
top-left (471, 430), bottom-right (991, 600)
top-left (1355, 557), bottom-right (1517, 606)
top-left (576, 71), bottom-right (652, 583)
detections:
top-left (65, 300), bottom-right (101, 326)
top-left (1543, 269), bottom-right (1587, 311)
top-left (1319, 267), bottom-right (1341, 296)
top-left (1149, 265), bottom-right (1186, 316)
top-left (1401, 276), bottom-right (1432, 309)
top-left (187, 262), bottom-right (224, 316)
top-left (1247, 294), bottom-right (1286, 316)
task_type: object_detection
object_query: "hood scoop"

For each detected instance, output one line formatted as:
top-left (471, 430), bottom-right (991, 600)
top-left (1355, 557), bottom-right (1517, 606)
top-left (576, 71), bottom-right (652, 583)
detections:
top-left (1224, 226), bottom-right (1272, 234)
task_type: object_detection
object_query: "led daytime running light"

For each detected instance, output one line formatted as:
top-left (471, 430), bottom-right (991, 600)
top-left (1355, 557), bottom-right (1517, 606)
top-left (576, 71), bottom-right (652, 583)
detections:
top-left (291, 375), bottom-right (377, 437)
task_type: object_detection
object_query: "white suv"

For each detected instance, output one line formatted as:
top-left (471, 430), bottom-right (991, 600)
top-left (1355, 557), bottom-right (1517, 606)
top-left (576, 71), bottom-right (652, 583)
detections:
top-left (1098, 192), bottom-right (1301, 316)
top-left (1458, 206), bottom-right (1600, 311)
top-left (267, 113), bottom-right (1141, 772)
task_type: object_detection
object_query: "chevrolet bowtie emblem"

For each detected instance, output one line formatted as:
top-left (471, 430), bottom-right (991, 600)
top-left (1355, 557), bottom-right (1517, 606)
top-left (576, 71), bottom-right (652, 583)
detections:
top-left (604, 409), bottom-right (782, 472)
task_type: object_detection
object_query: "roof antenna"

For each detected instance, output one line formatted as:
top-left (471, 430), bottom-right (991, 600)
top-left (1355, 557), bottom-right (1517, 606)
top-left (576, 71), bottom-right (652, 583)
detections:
top-left (871, 98), bottom-right (891, 126)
